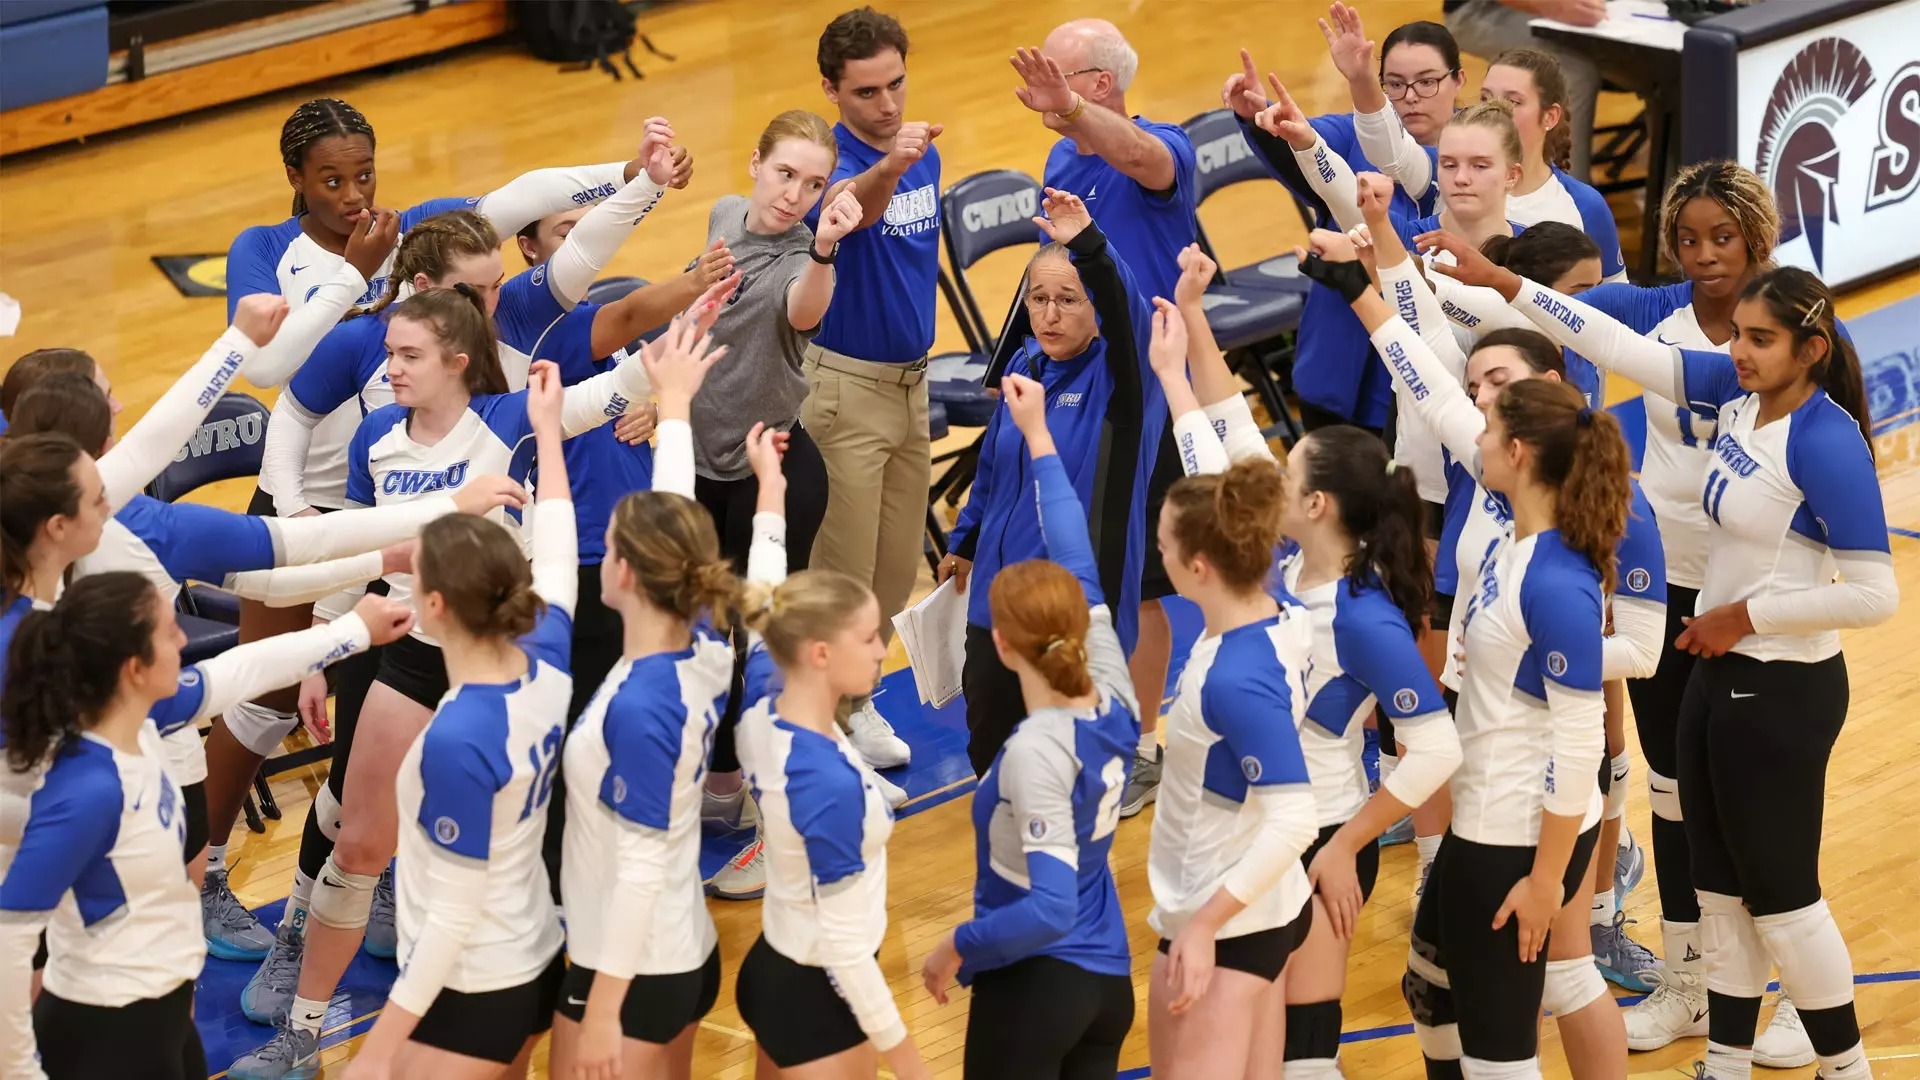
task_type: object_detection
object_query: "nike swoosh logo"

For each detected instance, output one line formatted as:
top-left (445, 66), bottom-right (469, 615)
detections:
top-left (1692, 1008), bottom-right (1708, 1023)
top-left (1656, 335), bottom-right (1679, 346)
top-left (566, 996), bottom-right (588, 1007)
top-left (290, 264), bottom-right (308, 274)
top-left (1730, 691), bottom-right (1756, 699)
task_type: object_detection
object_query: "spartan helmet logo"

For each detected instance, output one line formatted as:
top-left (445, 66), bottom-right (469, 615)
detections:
top-left (1754, 38), bottom-right (1877, 272)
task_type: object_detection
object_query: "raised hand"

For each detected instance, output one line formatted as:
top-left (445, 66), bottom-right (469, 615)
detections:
top-left (685, 270), bottom-right (742, 339)
top-left (887, 121), bottom-right (945, 173)
top-left (1173, 243), bottom-right (1219, 308)
top-left (1032, 187), bottom-right (1092, 246)
top-left (813, 179), bottom-right (862, 247)
top-left (1148, 298), bottom-right (1190, 382)
top-left (668, 144), bottom-right (695, 189)
top-left (1304, 226), bottom-right (1360, 264)
top-left (233, 294), bottom-right (291, 347)
top-left (525, 359), bottom-right (565, 439)
top-left (1318, 3), bottom-right (1377, 85)
top-left (351, 593), bottom-right (416, 646)
top-left (1354, 171), bottom-right (1395, 222)
top-left (342, 207), bottom-right (400, 281)
top-left (1010, 47), bottom-right (1076, 116)
top-left (743, 420), bottom-right (791, 489)
top-left (1254, 74), bottom-right (1317, 152)
top-left (451, 474), bottom-right (530, 516)
top-left (1417, 230), bottom-right (1516, 294)
top-left (1002, 372), bottom-right (1050, 441)
top-left (1223, 47), bottom-right (1268, 120)
top-left (643, 314), bottom-right (728, 416)
top-left (639, 116), bottom-right (678, 187)
top-left (692, 240), bottom-right (737, 289)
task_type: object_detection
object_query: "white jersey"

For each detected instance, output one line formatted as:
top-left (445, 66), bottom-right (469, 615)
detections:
top-left (1503, 169), bottom-right (1629, 283)
top-left (1147, 613), bottom-right (1317, 941)
top-left (390, 604), bottom-right (571, 1013)
top-left (736, 697), bottom-right (905, 1050)
top-left (1454, 530), bottom-right (1606, 846)
top-left (560, 627), bottom-right (732, 978)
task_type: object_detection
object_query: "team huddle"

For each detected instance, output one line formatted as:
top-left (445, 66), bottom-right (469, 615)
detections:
top-left (0, 3), bottom-right (1896, 1080)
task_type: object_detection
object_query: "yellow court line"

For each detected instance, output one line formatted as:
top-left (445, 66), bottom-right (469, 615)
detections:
top-left (699, 1018), bottom-right (755, 1042)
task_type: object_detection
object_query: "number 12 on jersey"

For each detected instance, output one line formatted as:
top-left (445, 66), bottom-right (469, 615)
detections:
top-left (520, 726), bottom-right (563, 820)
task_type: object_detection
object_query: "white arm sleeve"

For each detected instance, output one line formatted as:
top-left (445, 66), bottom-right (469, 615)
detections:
top-left (1295, 135), bottom-right (1365, 230)
top-left (1542, 680), bottom-right (1605, 818)
top-left (183, 612), bottom-right (373, 727)
top-left (531, 500), bottom-right (580, 618)
top-left (1367, 315), bottom-right (1487, 469)
top-left (1746, 551), bottom-right (1899, 635)
top-left (815, 877), bottom-right (908, 1051)
top-left (543, 175), bottom-right (668, 308)
top-left (559, 355), bottom-right (651, 438)
top-left (1219, 786), bottom-right (1318, 905)
top-left (1432, 273), bottom-right (1533, 334)
top-left (747, 512), bottom-right (788, 589)
top-left (1602, 595), bottom-right (1666, 681)
top-left (1379, 709), bottom-right (1462, 808)
top-left (0, 920), bottom-right (49, 1079)
top-left (1201, 394), bottom-right (1279, 465)
top-left (1378, 258), bottom-right (1462, 375)
top-left (472, 161), bottom-right (632, 238)
top-left (384, 850), bottom-right (490, 1017)
top-left (1171, 410), bottom-right (1232, 477)
top-left (98, 327), bottom-right (258, 511)
top-left (238, 263), bottom-right (370, 387)
top-left (1353, 103), bottom-right (1434, 199)
top-left (651, 418), bottom-right (695, 499)
top-left (262, 394), bottom-right (323, 517)
top-left (1510, 278), bottom-right (1687, 401)
top-left (224, 552), bottom-right (384, 607)
top-left (263, 494), bottom-right (459, 565)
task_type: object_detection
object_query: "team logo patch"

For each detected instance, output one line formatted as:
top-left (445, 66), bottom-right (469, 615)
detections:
top-left (1028, 816), bottom-right (1049, 841)
top-left (1241, 756), bottom-right (1263, 782)
top-left (611, 776), bottom-right (628, 804)
top-left (1393, 688), bottom-right (1419, 714)
top-left (177, 669), bottom-right (201, 688)
top-left (434, 816), bottom-right (461, 845)
top-left (1626, 568), bottom-right (1651, 594)
top-left (1546, 651), bottom-right (1568, 677)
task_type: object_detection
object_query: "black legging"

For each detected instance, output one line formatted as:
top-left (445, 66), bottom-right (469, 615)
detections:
top-left (963, 956), bottom-right (1134, 1080)
top-left (962, 624), bottom-right (1025, 777)
top-left (694, 423), bottom-right (827, 576)
top-left (34, 981), bottom-right (205, 1079)
top-left (1624, 582), bottom-right (1700, 922)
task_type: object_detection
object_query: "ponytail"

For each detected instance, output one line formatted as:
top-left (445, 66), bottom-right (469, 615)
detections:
top-left (1297, 426), bottom-right (1433, 632)
top-left (1163, 459), bottom-right (1288, 595)
top-left (1494, 379), bottom-right (1631, 593)
top-left (2, 572), bottom-right (161, 771)
top-left (415, 515), bottom-right (542, 639)
top-left (740, 569), bottom-right (874, 669)
top-left (988, 560), bottom-right (1094, 698)
top-left (607, 490), bottom-right (742, 625)
top-left (0, 433), bottom-right (87, 604)
top-left (1739, 267), bottom-right (1871, 457)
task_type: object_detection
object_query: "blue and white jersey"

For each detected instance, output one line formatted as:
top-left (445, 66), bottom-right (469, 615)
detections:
top-left (1281, 557), bottom-right (1450, 827)
top-left (957, 453), bottom-right (1137, 982)
top-left (0, 595), bottom-right (48, 875)
top-left (1455, 530), bottom-right (1606, 846)
top-left (389, 604), bottom-right (572, 1014)
top-left (0, 724), bottom-right (201, 1006)
top-left (228, 198), bottom-right (476, 320)
top-left (560, 625), bottom-right (732, 978)
top-left (736, 699), bottom-right (904, 1049)
top-left (1506, 169), bottom-right (1627, 284)
top-left (1147, 611), bottom-right (1316, 942)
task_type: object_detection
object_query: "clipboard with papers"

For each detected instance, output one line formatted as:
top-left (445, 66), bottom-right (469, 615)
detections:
top-left (890, 577), bottom-right (969, 710)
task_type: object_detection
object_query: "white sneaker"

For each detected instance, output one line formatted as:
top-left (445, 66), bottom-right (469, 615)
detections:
top-left (871, 770), bottom-right (909, 810)
top-left (1754, 993), bottom-right (1815, 1069)
top-left (1625, 967), bottom-right (1710, 1050)
top-left (701, 785), bottom-right (758, 831)
top-left (708, 834), bottom-right (766, 900)
top-left (846, 699), bottom-right (911, 769)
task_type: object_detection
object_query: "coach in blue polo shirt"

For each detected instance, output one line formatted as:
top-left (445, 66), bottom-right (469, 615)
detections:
top-left (1013, 18), bottom-right (1198, 815)
top-left (800, 6), bottom-right (943, 773)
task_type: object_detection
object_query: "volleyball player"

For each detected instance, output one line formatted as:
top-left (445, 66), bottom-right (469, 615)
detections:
top-left (1464, 262), bottom-right (1894, 1080)
top-left (549, 320), bottom-right (772, 1080)
top-left (920, 372), bottom-right (1137, 1080)
top-left (0, 574), bottom-right (411, 1079)
top-left (337, 360), bottom-right (582, 1080)
top-left (731, 576), bottom-right (930, 1079)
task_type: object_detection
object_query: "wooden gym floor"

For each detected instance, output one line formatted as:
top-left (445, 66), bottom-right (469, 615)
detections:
top-left (1, 1), bottom-right (1916, 1076)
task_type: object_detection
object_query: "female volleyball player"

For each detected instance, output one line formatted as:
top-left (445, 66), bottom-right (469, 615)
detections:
top-left (937, 188), bottom-right (1155, 777)
top-left (1461, 259), bottom-right (1895, 1080)
top-left (0, 573), bottom-right (410, 1080)
top-left (920, 372), bottom-right (1138, 1080)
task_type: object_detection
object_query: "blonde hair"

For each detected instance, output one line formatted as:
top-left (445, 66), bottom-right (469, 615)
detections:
top-left (1449, 99), bottom-right (1524, 168)
top-left (741, 569), bottom-right (873, 667)
top-left (365, 210), bottom-right (499, 316)
top-left (607, 491), bottom-right (740, 624)
top-left (755, 110), bottom-right (837, 165)
top-left (1659, 159), bottom-right (1780, 272)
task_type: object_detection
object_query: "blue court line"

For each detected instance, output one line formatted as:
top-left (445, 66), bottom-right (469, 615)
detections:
top-left (1888, 525), bottom-right (1920, 540)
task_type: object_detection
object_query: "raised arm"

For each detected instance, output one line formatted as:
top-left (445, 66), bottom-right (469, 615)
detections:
top-left (525, 360), bottom-right (580, 625)
top-left (472, 156), bottom-right (645, 239)
top-left (587, 247), bottom-right (736, 360)
top-left (786, 182), bottom-right (861, 332)
top-left (744, 423), bottom-right (791, 589)
top-left (1249, 72), bottom-right (1365, 232)
top-left (1012, 47), bottom-right (1176, 191)
top-left (844, 122), bottom-right (943, 229)
top-left (236, 209), bottom-right (400, 387)
top-left (641, 291), bottom-right (736, 500)
top-left (542, 120), bottom-right (676, 307)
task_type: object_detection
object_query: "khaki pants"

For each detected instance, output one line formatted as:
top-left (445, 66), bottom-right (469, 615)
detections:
top-left (800, 345), bottom-right (931, 643)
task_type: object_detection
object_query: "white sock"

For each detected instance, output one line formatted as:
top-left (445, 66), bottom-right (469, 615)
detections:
top-left (290, 994), bottom-right (328, 1037)
top-left (1817, 1041), bottom-right (1873, 1079)
top-left (1591, 886), bottom-right (1615, 927)
top-left (205, 843), bottom-right (228, 877)
top-left (1415, 833), bottom-right (1441, 867)
top-left (1705, 1041), bottom-right (1753, 1079)
top-left (1618, 820), bottom-right (1636, 853)
top-left (1138, 725), bottom-right (1160, 757)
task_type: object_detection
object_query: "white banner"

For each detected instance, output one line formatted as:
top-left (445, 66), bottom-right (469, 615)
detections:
top-left (1737, 0), bottom-right (1920, 288)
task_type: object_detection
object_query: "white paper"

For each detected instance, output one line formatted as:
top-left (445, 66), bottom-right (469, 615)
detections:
top-left (891, 576), bottom-right (968, 709)
top-left (0, 292), bottom-right (19, 337)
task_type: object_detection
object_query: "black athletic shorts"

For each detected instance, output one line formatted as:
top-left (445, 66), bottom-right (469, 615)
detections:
top-left (1138, 425), bottom-right (1184, 603)
top-left (555, 947), bottom-right (721, 1044)
top-left (374, 634), bottom-right (450, 710)
top-left (1301, 820), bottom-right (1381, 904)
top-left (1422, 499), bottom-right (1444, 541)
top-left (34, 980), bottom-right (205, 1079)
top-left (181, 780), bottom-right (209, 861)
top-left (246, 485), bottom-right (341, 518)
top-left (1157, 901), bottom-right (1313, 982)
top-left (736, 934), bottom-right (869, 1067)
top-left (964, 955), bottom-right (1134, 1080)
top-left (411, 949), bottom-right (565, 1063)
top-left (1431, 590), bottom-right (1455, 630)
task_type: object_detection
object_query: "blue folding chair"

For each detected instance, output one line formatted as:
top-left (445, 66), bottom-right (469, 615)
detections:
top-left (147, 392), bottom-right (271, 659)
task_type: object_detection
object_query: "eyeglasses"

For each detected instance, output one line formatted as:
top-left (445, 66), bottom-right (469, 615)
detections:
top-left (1025, 294), bottom-right (1086, 314)
top-left (1380, 73), bottom-right (1457, 101)
top-left (1061, 67), bottom-right (1105, 80)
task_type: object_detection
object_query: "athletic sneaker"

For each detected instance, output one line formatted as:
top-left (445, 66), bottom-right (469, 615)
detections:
top-left (846, 699), bottom-right (911, 769)
top-left (202, 869), bottom-right (275, 961)
top-left (1754, 993), bottom-right (1816, 1069)
top-left (1614, 829), bottom-right (1647, 901)
top-left (1592, 910), bottom-right (1663, 992)
top-left (240, 920), bottom-right (306, 1025)
top-left (1625, 966), bottom-right (1709, 1050)
top-left (1119, 747), bottom-right (1162, 818)
top-left (871, 769), bottom-right (909, 810)
top-left (362, 865), bottom-right (396, 959)
top-left (227, 1021), bottom-right (320, 1080)
top-left (701, 785), bottom-right (759, 831)
top-left (1379, 815), bottom-right (1416, 847)
top-left (709, 834), bottom-right (766, 900)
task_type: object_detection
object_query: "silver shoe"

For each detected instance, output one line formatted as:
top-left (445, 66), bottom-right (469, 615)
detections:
top-left (227, 1021), bottom-right (321, 1080)
top-left (240, 917), bottom-right (306, 1025)
top-left (202, 869), bottom-right (275, 961)
top-left (1119, 747), bottom-right (1162, 818)
top-left (362, 865), bottom-right (397, 959)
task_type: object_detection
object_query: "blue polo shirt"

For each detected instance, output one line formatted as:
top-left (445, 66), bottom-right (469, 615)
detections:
top-left (1042, 118), bottom-right (1198, 305)
top-left (806, 123), bottom-right (942, 364)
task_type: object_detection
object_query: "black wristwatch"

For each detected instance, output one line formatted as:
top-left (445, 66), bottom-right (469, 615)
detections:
top-left (809, 241), bottom-right (839, 265)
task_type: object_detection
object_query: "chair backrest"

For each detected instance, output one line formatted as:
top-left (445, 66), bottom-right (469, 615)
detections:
top-left (941, 168), bottom-right (1044, 352)
top-left (147, 392), bottom-right (269, 502)
top-left (1181, 108), bottom-right (1320, 275)
top-left (584, 274), bottom-right (666, 353)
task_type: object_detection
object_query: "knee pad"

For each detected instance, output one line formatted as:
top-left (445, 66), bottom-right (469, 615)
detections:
top-left (1754, 900), bottom-right (1855, 1011)
top-left (313, 783), bottom-right (343, 842)
top-left (1647, 768), bottom-right (1682, 823)
top-left (224, 701), bottom-right (301, 757)
top-left (1541, 957), bottom-right (1608, 1016)
top-left (1461, 1056), bottom-right (1543, 1079)
top-left (1283, 999), bottom-right (1343, 1062)
top-left (1606, 754), bottom-right (1630, 821)
top-left (1403, 942), bottom-right (1462, 1061)
top-left (1698, 890), bottom-right (1771, 999)
top-left (309, 855), bottom-right (379, 931)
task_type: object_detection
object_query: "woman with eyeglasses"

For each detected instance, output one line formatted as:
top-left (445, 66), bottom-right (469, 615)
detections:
top-left (938, 188), bottom-right (1156, 779)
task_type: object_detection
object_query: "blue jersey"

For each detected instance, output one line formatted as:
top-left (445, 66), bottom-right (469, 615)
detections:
top-left (807, 124), bottom-right (942, 363)
top-left (1042, 118), bottom-right (1198, 304)
top-left (956, 454), bottom-right (1136, 981)
top-left (541, 311), bottom-right (654, 564)
top-left (103, 494), bottom-right (276, 593)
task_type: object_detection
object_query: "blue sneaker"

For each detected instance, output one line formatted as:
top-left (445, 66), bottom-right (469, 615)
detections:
top-left (1614, 829), bottom-right (1647, 901)
top-left (1379, 815), bottom-right (1416, 847)
top-left (201, 869), bottom-right (275, 961)
top-left (240, 918), bottom-right (304, 1025)
top-left (1592, 909), bottom-right (1663, 992)
top-left (227, 1021), bottom-right (320, 1080)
